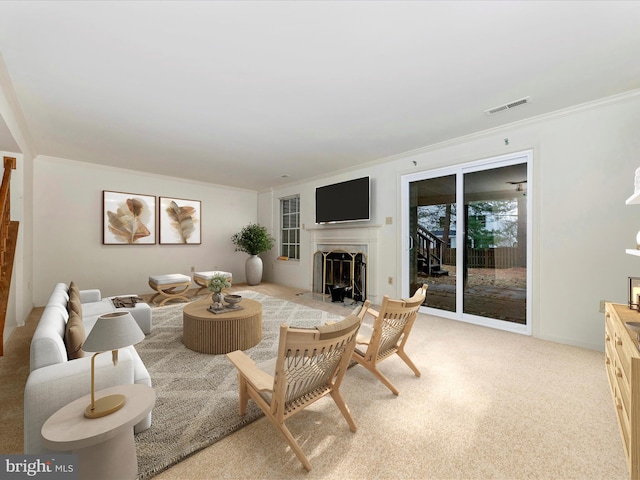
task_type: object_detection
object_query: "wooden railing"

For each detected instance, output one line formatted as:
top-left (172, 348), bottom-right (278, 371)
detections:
top-left (416, 225), bottom-right (445, 275)
top-left (0, 156), bottom-right (18, 356)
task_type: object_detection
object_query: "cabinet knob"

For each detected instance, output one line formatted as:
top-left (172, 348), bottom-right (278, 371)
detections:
top-left (616, 367), bottom-right (623, 378)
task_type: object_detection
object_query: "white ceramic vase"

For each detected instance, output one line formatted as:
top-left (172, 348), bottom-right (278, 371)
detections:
top-left (245, 254), bottom-right (263, 286)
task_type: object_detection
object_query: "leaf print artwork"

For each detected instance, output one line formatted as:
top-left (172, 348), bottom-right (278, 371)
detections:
top-left (165, 201), bottom-right (196, 243)
top-left (108, 198), bottom-right (152, 243)
top-left (103, 191), bottom-right (156, 245)
top-left (159, 197), bottom-right (201, 244)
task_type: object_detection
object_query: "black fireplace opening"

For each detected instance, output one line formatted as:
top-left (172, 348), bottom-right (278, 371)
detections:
top-left (322, 251), bottom-right (367, 303)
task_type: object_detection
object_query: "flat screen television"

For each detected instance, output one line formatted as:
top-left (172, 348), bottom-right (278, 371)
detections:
top-left (315, 176), bottom-right (370, 224)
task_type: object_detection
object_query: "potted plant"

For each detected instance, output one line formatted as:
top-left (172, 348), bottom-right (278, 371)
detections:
top-left (208, 274), bottom-right (231, 306)
top-left (231, 223), bottom-right (275, 285)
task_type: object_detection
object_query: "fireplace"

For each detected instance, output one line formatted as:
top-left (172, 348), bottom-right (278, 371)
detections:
top-left (313, 249), bottom-right (367, 303)
top-left (307, 224), bottom-right (381, 304)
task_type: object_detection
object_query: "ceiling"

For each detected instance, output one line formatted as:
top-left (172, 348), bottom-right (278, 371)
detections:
top-left (0, 1), bottom-right (639, 192)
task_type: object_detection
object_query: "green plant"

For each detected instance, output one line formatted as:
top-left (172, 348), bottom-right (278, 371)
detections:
top-left (207, 274), bottom-right (231, 293)
top-left (231, 223), bottom-right (275, 255)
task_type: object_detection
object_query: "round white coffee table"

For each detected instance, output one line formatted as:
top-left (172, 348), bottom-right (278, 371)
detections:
top-left (41, 384), bottom-right (155, 480)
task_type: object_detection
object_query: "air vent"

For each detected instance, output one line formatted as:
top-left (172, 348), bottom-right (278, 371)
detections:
top-left (484, 96), bottom-right (531, 116)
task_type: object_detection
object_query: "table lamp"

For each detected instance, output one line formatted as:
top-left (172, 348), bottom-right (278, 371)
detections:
top-left (82, 311), bottom-right (145, 418)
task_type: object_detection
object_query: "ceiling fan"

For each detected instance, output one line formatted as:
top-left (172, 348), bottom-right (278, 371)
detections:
top-left (506, 180), bottom-right (527, 192)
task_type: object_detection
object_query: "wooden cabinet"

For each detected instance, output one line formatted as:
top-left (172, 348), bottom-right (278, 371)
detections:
top-left (605, 303), bottom-right (640, 479)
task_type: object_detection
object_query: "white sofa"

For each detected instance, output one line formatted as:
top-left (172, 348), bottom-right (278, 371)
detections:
top-left (24, 282), bottom-right (153, 454)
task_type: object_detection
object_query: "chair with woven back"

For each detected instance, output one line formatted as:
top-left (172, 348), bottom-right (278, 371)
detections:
top-left (226, 313), bottom-right (362, 471)
top-left (352, 284), bottom-right (427, 395)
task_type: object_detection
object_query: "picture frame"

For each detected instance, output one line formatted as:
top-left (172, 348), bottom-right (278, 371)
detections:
top-left (103, 190), bottom-right (156, 245)
top-left (629, 277), bottom-right (640, 310)
top-left (159, 196), bottom-right (202, 245)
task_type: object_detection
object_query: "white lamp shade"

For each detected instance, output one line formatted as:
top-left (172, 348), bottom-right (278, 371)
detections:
top-left (82, 311), bottom-right (145, 352)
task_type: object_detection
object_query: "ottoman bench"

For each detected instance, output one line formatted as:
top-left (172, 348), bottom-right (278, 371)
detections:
top-left (148, 274), bottom-right (191, 306)
top-left (193, 271), bottom-right (233, 295)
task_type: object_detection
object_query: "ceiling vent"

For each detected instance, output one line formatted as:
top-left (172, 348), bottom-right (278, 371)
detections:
top-left (484, 96), bottom-right (531, 116)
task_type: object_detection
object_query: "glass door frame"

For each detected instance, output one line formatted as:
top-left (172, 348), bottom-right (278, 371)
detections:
top-left (401, 150), bottom-right (533, 335)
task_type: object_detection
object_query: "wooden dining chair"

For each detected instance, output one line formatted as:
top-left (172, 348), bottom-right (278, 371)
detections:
top-left (226, 313), bottom-right (362, 471)
top-left (352, 284), bottom-right (427, 395)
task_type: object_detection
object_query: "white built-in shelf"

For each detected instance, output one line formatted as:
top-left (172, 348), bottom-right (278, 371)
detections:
top-left (627, 191), bottom-right (640, 255)
top-left (626, 191), bottom-right (640, 205)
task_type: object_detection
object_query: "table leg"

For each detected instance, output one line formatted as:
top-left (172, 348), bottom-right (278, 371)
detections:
top-left (76, 429), bottom-right (137, 480)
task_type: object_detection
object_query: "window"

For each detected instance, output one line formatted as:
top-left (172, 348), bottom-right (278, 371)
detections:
top-left (280, 195), bottom-right (300, 260)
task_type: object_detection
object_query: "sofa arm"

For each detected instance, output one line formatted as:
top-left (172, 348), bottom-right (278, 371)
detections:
top-left (24, 349), bottom-right (135, 454)
top-left (79, 289), bottom-right (101, 303)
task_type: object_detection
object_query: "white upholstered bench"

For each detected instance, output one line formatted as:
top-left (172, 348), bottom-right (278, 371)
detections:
top-left (148, 274), bottom-right (192, 306)
top-left (193, 271), bottom-right (233, 295)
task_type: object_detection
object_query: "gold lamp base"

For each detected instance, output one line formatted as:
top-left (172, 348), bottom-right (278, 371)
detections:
top-left (85, 393), bottom-right (126, 418)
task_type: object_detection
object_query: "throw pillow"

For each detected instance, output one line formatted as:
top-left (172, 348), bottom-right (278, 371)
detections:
top-left (65, 309), bottom-right (85, 359)
top-left (68, 296), bottom-right (82, 316)
top-left (68, 281), bottom-right (82, 318)
top-left (69, 281), bottom-right (80, 300)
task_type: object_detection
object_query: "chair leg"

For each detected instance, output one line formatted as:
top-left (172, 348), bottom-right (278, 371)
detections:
top-left (352, 354), bottom-right (400, 395)
top-left (396, 349), bottom-right (421, 377)
top-left (368, 366), bottom-right (400, 396)
top-left (237, 375), bottom-right (248, 416)
top-left (273, 421), bottom-right (312, 471)
top-left (330, 389), bottom-right (357, 432)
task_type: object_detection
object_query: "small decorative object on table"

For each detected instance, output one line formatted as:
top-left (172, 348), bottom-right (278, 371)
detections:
top-left (111, 296), bottom-right (145, 308)
top-left (208, 274), bottom-right (232, 311)
top-left (629, 277), bottom-right (640, 310)
top-left (224, 294), bottom-right (242, 309)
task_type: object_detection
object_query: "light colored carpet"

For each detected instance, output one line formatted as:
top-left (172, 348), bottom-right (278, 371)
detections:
top-left (135, 291), bottom-right (346, 479)
top-left (153, 301), bottom-right (629, 480)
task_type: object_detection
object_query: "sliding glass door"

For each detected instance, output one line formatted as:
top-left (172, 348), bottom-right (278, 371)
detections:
top-left (402, 151), bottom-right (531, 333)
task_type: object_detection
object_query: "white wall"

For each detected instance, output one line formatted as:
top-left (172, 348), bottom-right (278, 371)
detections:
top-left (33, 156), bottom-right (258, 305)
top-left (260, 91), bottom-right (640, 350)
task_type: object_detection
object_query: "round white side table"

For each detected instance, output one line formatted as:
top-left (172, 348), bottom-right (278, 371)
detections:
top-left (41, 384), bottom-right (155, 480)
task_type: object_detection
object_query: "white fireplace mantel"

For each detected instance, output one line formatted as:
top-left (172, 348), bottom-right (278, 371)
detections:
top-left (306, 224), bottom-right (382, 302)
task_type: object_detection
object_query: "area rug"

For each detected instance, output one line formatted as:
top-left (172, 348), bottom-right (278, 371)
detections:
top-left (134, 291), bottom-right (343, 479)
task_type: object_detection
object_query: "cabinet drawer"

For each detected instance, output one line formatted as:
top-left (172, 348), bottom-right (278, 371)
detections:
top-left (614, 329), bottom-right (633, 382)
top-left (616, 384), bottom-right (632, 460)
top-left (606, 310), bottom-right (616, 336)
top-left (606, 343), bottom-right (615, 389)
top-left (615, 356), bottom-right (632, 418)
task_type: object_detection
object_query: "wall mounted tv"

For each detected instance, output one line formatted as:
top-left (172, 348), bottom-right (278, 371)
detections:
top-left (315, 176), bottom-right (370, 224)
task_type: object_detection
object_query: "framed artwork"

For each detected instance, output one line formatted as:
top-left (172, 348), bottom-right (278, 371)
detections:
top-left (103, 191), bottom-right (156, 244)
top-left (159, 196), bottom-right (201, 244)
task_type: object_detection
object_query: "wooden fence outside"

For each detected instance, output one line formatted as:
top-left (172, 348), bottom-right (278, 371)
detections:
top-left (443, 247), bottom-right (525, 269)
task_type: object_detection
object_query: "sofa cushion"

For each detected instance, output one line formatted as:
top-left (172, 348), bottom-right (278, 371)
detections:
top-left (64, 310), bottom-right (85, 360)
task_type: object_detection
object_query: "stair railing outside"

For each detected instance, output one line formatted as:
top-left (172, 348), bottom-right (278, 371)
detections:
top-left (416, 225), bottom-right (444, 275)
